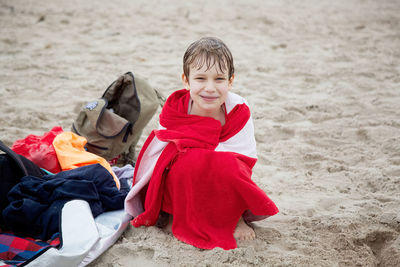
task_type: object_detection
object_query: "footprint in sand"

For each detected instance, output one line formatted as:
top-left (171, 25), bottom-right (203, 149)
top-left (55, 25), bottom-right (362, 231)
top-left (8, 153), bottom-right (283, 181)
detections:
top-left (255, 227), bottom-right (282, 244)
top-left (356, 229), bottom-right (399, 267)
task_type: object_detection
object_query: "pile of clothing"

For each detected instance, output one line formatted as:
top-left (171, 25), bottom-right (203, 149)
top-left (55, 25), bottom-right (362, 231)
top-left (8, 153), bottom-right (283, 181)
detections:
top-left (0, 127), bottom-right (134, 267)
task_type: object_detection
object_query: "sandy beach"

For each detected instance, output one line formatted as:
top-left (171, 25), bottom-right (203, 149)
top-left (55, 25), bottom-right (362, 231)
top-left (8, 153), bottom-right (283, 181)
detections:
top-left (1, 0), bottom-right (400, 266)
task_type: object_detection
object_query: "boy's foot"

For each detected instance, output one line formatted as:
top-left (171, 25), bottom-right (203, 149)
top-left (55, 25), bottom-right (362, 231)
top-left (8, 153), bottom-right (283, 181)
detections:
top-left (234, 217), bottom-right (255, 241)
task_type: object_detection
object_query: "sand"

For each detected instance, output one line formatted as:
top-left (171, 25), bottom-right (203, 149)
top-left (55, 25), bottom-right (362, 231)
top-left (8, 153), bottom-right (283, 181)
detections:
top-left (1, 0), bottom-right (400, 266)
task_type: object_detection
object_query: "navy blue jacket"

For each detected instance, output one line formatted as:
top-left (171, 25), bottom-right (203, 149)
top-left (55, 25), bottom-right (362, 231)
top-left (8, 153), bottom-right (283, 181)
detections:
top-left (0, 140), bottom-right (46, 228)
top-left (3, 164), bottom-right (126, 240)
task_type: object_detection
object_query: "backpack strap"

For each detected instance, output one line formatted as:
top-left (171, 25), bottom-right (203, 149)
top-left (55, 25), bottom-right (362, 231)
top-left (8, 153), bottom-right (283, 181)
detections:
top-left (0, 140), bottom-right (28, 176)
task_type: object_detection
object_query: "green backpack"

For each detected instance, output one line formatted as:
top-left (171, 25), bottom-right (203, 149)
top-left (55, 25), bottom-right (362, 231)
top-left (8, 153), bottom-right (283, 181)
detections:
top-left (72, 72), bottom-right (165, 165)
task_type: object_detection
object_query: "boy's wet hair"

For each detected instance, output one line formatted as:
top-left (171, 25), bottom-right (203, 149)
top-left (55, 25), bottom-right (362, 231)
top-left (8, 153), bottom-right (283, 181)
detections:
top-left (183, 37), bottom-right (234, 79)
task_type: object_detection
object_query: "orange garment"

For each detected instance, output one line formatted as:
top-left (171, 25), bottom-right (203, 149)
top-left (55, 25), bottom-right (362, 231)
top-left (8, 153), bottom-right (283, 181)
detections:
top-left (52, 132), bottom-right (120, 189)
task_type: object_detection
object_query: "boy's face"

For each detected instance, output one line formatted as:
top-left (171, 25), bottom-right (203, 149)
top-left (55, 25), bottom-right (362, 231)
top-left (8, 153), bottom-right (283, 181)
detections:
top-left (182, 60), bottom-right (234, 117)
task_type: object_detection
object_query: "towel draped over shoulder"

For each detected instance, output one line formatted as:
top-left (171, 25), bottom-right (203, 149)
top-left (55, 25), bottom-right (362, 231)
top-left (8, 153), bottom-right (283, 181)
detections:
top-left (125, 89), bottom-right (278, 250)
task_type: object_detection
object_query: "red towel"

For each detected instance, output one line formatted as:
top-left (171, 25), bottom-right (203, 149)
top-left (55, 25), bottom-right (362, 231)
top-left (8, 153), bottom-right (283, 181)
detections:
top-left (126, 89), bottom-right (278, 250)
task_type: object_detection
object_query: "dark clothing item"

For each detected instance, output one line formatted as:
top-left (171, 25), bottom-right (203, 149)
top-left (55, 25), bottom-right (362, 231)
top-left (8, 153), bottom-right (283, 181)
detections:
top-left (0, 140), bottom-right (46, 228)
top-left (3, 164), bottom-right (127, 240)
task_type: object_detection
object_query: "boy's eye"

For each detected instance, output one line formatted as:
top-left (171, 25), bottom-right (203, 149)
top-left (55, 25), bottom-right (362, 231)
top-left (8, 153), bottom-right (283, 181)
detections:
top-left (216, 77), bottom-right (226, 80)
top-left (195, 77), bottom-right (205, 80)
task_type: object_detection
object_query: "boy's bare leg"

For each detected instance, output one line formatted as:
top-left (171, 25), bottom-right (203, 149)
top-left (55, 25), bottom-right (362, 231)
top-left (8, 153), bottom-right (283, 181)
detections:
top-left (165, 214), bottom-right (173, 232)
top-left (156, 211), bottom-right (170, 228)
top-left (156, 211), bottom-right (173, 233)
top-left (234, 217), bottom-right (256, 241)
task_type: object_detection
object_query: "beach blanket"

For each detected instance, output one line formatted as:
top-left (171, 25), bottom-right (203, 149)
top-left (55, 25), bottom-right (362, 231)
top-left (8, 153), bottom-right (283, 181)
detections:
top-left (0, 232), bottom-right (60, 266)
top-left (125, 89), bottom-right (279, 250)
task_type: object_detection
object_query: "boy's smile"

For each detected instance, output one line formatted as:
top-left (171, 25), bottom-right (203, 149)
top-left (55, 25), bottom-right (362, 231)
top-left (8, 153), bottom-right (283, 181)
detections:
top-left (182, 61), bottom-right (234, 122)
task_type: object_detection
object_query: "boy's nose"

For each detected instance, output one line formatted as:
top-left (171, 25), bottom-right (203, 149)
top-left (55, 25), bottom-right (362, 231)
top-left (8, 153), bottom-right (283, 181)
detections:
top-left (205, 80), bottom-right (215, 91)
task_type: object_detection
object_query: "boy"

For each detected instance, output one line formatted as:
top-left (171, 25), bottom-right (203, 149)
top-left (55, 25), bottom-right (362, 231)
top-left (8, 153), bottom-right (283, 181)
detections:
top-left (125, 37), bottom-right (278, 250)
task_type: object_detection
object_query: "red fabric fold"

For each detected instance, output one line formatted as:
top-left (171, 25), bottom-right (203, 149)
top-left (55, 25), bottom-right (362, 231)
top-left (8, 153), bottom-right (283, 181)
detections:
top-left (11, 126), bottom-right (63, 173)
top-left (131, 89), bottom-right (278, 250)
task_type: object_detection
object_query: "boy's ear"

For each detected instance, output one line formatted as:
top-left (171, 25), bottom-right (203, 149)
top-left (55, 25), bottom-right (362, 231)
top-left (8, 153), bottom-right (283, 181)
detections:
top-left (182, 73), bottom-right (189, 89)
top-left (228, 74), bottom-right (235, 89)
